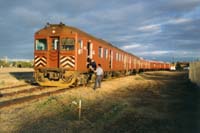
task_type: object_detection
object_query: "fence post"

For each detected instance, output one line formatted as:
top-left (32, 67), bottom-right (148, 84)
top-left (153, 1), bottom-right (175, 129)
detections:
top-left (78, 99), bottom-right (82, 120)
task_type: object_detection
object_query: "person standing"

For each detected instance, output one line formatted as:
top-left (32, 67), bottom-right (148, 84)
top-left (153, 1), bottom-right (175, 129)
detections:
top-left (93, 64), bottom-right (103, 90)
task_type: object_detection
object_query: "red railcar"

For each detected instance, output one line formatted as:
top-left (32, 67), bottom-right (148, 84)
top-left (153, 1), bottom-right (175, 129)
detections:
top-left (34, 23), bottom-right (170, 86)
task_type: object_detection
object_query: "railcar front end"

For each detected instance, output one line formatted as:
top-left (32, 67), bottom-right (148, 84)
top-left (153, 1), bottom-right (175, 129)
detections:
top-left (34, 23), bottom-right (78, 86)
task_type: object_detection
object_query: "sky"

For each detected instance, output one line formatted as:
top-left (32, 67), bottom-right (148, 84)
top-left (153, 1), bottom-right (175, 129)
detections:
top-left (0, 0), bottom-right (200, 62)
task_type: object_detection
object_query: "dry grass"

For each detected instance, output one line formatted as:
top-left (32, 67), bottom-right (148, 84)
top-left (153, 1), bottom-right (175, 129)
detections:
top-left (0, 68), bottom-right (33, 73)
top-left (0, 70), bottom-right (199, 133)
top-left (0, 68), bottom-right (33, 88)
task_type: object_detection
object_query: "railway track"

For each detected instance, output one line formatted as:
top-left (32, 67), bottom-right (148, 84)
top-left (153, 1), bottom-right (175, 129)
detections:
top-left (0, 86), bottom-right (46, 97)
top-left (0, 75), bottom-right (132, 109)
top-left (0, 81), bottom-right (83, 109)
top-left (0, 84), bottom-right (30, 91)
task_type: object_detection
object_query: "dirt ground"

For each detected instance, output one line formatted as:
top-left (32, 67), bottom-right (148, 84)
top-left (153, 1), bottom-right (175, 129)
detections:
top-left (0, 69), bottom-right (200, 133)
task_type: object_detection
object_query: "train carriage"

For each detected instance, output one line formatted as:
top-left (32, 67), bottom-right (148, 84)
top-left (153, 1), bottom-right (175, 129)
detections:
top-left (34, 23), bottom-right (170, 86)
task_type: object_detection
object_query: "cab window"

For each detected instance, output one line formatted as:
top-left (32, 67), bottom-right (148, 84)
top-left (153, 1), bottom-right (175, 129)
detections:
top-left (61, 38), bottom-right (75, 50)
top-left (35, 39), bottom-right (47, 50)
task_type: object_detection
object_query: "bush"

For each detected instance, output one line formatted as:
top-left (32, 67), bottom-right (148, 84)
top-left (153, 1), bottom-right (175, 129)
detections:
top-left (15, 61), bottom-right (33, 68)
top-left (0, 60), bottom-right (9, 67)
top-left (0, 60), bottom-right (33, 68)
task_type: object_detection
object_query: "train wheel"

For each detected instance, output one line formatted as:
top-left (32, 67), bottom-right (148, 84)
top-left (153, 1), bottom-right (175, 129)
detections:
top-left (62, 71), bottom-right (78, 87)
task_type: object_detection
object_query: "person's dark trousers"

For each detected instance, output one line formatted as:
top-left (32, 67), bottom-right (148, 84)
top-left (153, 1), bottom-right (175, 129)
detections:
top-left (87, 71), bottom-right (93, 84)
top-left (94, 75), bottom-right (102, 90)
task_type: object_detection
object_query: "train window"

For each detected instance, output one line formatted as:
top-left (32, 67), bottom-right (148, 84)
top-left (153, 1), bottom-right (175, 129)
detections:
top-left (104, 48), bottom-right (108, 59)
top-left (78, 39), bottom-right (83, 49)
top-left (35, 39), bottom-right (47, 50)
top-left (116, 53), bottom-right (118, 61)
top-left (98, 47), bottom-right (103, 58)
top-left (61, 38), bottom-right (75, 51)
top-left (106, 49), bottom-right (108, 59)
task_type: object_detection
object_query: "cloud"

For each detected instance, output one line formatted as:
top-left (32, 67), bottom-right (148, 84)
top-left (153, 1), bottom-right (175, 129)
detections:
top-left (0, 0), bottom-right (200, 61)
top-left (138, 24), bottom-right (161, 32)
top-left (11, 7), bottom-right (43, 26)
top-left (136, 50), bottom-right (173, 57)
top-left (121, 44), bottom-right (142, 50)
top-left (168, 18), bottom-right (192, 24)
top-left (166, 0), bottom-right (200, 11)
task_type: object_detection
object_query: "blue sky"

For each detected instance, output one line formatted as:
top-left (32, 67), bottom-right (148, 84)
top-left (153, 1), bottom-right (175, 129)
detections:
top-left (0, 0), bottom-right (200, 62)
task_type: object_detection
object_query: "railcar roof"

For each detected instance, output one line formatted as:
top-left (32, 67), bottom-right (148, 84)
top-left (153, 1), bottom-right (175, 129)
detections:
top-left (35, 23), bottom-right (140, 59)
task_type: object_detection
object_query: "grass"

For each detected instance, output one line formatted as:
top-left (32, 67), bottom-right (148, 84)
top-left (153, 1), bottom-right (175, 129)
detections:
top-left (0, 80), bottom-right (5, 86)
top-left (1, 71), bottom-right (199, 133)
top-left (135, 76), bottom-right (144, 80)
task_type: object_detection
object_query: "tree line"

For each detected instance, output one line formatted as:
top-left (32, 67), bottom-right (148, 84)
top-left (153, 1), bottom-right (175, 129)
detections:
top-left (0, 60), bottom-right (33, 68)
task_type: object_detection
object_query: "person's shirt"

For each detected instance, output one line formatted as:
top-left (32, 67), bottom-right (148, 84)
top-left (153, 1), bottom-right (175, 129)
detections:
top-left (96, 66), bottom-right (103, 76)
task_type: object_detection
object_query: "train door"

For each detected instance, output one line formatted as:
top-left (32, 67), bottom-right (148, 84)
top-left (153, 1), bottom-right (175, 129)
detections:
top-left (109, 50), bottom-right (113, 69)
top-left (87, 41), bottom-right (93, 59)
top-left (49, 37), bottom-right (59, 68)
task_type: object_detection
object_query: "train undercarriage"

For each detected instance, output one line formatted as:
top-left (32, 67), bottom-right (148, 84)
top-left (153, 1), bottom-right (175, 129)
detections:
top-left (34, 68), bottom-right (145, 87)
top-left (35, 65), bottom-right (170, 87)
top-left (34, 68), bottom-right (82, 87)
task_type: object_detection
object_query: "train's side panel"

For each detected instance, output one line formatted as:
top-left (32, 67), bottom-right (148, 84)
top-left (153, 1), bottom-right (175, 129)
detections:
top-left (72, 28), bottom-right (156, 73)
top-left (91, 40), bottom-right (110, 71)
top-left (76, 35), bottom-right (117, 72)
top-left (76, 35), bottom-right (90, 72)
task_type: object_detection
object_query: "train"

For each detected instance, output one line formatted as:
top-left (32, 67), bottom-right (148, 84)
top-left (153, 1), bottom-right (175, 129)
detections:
top-left (34, 22), bottom-right (171, 86)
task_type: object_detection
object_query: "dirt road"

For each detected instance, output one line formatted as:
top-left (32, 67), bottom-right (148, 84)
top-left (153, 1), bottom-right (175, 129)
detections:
top-left (0, 71), bottom-right (199, 133)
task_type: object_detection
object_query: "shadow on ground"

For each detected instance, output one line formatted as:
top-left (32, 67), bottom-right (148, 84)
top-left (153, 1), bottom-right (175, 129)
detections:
top-left (10, 72), bottom-right (35, 84)
top-left (17, 71), bottom-right (200, 133)
top-left (141, 71), bottom-right (200, 133)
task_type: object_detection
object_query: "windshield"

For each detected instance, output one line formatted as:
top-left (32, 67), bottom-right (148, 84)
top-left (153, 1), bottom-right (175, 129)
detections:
top-left (61, 38), bottom-right (75, 51)
top-left (35, 39), bottom-right (47, 50)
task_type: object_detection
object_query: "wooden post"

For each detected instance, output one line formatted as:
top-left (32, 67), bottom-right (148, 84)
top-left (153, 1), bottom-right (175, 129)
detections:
top-left (78, 99), bottom-right (82, 120)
